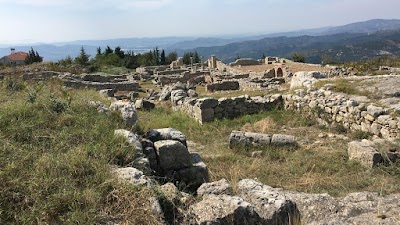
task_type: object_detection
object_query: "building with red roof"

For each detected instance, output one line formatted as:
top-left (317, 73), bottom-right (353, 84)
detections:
top-left (0, 49), bottom-right (28, 65)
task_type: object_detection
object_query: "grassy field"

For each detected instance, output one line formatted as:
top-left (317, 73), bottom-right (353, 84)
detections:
top-left (0, 78), bottom-right (160, 224)
top-left (138, 105), bottom-right (400, 197)
top-left (1, 76), bottom-right (399, 224)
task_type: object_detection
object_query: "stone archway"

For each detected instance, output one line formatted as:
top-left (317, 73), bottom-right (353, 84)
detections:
top-left (276, 67), bottom-right (284, 77)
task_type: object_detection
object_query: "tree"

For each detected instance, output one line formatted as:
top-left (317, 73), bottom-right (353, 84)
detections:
top-left (160, 50), bottom-right (166, 65)
top-left (105, 46), bottom-right (113, 55)
top-left (261, 53), bottom-right (266, 60)
top-left (114, 46), bottom-right (125, 59)
top-left (96, 47), bottom-right (102, 56)
top-left (193, 51), bottom-right (200, 63)
top-left (153, 47), bottom-right (160, 65)
top-left (182, 52), bottom-right (192, 65)
top-left (124, 51), bottom-right (138, 69)
top-left (182, 51), bottom-right (200, 65)
top-left (25, 47), bottom-right (43, 64)
top-left (58, 55), bottom-right (72, 66)
top-left (292, 52), bottom-right (306, 63)
top-left (166, 52), bottom-right (178, 64)
top-left (74, 46), bottom-right (90, 66)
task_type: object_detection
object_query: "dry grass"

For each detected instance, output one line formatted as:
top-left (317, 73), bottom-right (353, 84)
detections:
top-left (235, 61), bottom-right (330, 73)
top-left (138, 106), bottom-right (400, 197)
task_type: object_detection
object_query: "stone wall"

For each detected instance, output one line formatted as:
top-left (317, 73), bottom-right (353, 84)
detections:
top-left (284, 88), bottom-right (400, 140)
top-left (229, 58), bottom-right (262, 66)
top-left (238, 78), bottom-right (285, 91)
top-left (173, 94), bottom-right (283, 124)
top-left (82, 74), bottom-right (127, 83)
top-left (157, 71), bottom-right (208, 86)
top-left (63, 79), bottom-right (141, 91)
top-left (216, 61), bottom-right (243, 75)
top-left (205, 81), bottom-right (240, 92)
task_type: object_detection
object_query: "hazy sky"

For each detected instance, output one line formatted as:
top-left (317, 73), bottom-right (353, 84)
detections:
top-left (0, 0), bottom-right (399, 43)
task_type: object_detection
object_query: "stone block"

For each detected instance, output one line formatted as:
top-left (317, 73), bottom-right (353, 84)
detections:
top-left (197, 179), bottom-right (233, 196)
top-left (237, 179), bottom-right (300, 225)
top-left (367, 105), bottom-right (385, 118)
top-left (348, 141), bottom-right (383, 168)
top-left (154, 140), bottom-right (192, 171)
top-left (188, 194), bottom-right (262, 225)
top-left (229, 131), bottom-right (272, 148)
top-left (271, 134), bottom-right (297, 146)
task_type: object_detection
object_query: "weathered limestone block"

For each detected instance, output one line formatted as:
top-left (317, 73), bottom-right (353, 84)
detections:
top-left (197, 179), bottom-right (233, 196)
top-left (113, 167), bottom-right (153, 186)
top-left (135, 99), bottom-right (155, 110)
top-left (114, 129), bottom-right (143, 152)
top-left (99, 89), bottom-right (115, 97)
top-left (171, 89), bottom-right (188, 105)
top-left (195, 98), bottom-right (219, 109)
top-left (229, 131), bottom-right (272, 148)
top-left (173, 152), bottom-right (209, 190)
top-left (348, 141), bottom-right (383, 168)
top-left (154, 140), bottom-right (192, 171)
top-left (237, 179), bottom-right (300, 225)
top-left (206, 81), bottom-right (240, 92)
top-left (286, 192), bottom-right (340, 225)
top-left (194, 107), bottom-right (215, 124)
top-left (146, 128), bottom-right (187, 146)
top-left (271, 134), bottom-right (297, 146)
top-left (159, 85), bottom-right (172, 101)
top-left (370, 123), bottom-right (382, 136)
top-left (367, 105), bottom-right (386, 118)
top-left (110, 101), bottom-right (138, 127)
top-left (229, 131), bottom-right (297, 148)
top-left (188, 194), bottom-right (263, 225)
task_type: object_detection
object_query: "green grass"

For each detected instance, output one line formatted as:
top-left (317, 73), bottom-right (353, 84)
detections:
top-left (314, 78), bottom-right (373, 97)
top-left (0, 79), bottom-right (160, 224)
top-left (138, 105), bottom-right (400, 197)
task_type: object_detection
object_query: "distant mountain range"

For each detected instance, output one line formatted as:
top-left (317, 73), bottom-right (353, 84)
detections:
top-left (185, 29), bottom-right (400, 63)
top-left (1, 19), bottom-right (400, 62)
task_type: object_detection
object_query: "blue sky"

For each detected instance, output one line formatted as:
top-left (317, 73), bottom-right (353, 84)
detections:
top-left (0, 0), bottom-right (399, 44)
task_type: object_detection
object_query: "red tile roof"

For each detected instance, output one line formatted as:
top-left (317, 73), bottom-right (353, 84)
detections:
top-left (6, 52), bottom-right (28, 61)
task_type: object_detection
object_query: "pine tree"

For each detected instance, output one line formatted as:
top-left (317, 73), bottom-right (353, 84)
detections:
top-left (114, 46), bottom-right (125, 59)
top-left (153, 47), bottom-right (160, 65)
top-left (166, 52), bottom-right (178, 64)
top-left (105, 46), bottom-right (113, 55)
top-left (25, 47), bottom-right (43, 64)
top-left (74, 46), bottom-right (90, 66)
top-left (193, 51), bottom-right (200, 63)
top-left (160, 50), bottom-right (166, 65)
top-left (96, 47), bottom-right (102, 56)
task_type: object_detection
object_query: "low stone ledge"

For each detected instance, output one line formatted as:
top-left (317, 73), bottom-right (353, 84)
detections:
top-left (229, 131), bottom-right (297, 149)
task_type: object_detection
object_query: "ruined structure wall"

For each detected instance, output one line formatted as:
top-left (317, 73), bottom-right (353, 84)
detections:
top-left (173, 95), bottom-right (283, 124)
top-left (283, 90), bottom-right (400, 140)
top-left (173, 87), bottom-right (399, 140)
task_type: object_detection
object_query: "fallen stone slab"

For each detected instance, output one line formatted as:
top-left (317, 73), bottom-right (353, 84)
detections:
top-left (197, 179), bottom-right (233, 196)
top-left (113, 167), bottom-right (153, 187)
top-left (135, 99), bottom-right (155, 110)
top-left (348, 141), bottom-right (383, 168)
top-left (146, 128), bottom-right (187, 146)
top-left (229, 131), bottom-right (296, 149)
top-left (99, 89), bottom-right (115, 97)
top-left (237, 179), bottom-right (300, 225)
top-left (188, 194), bottom-right (263, 225)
